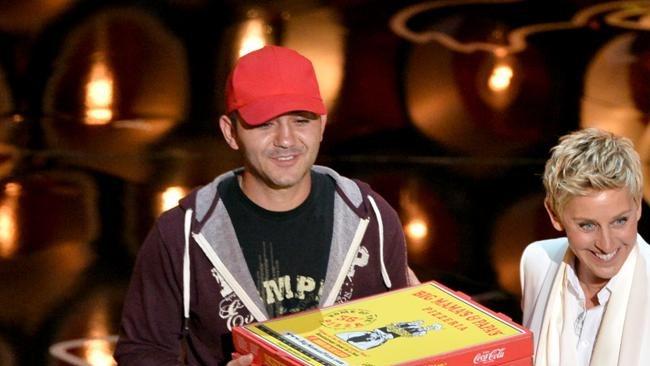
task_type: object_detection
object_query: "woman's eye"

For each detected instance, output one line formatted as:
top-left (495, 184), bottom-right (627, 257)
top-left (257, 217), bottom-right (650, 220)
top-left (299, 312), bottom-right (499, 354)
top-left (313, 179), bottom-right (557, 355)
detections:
top-left (614, 217), bottom-right (628, 226)
top-left (579, 223), bottom-right (595, 231)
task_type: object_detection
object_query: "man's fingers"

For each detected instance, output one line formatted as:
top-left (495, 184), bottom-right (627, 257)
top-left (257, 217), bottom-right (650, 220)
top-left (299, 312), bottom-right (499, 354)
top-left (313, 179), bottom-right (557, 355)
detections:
top-left (227, 353), bottom-right (254, 366)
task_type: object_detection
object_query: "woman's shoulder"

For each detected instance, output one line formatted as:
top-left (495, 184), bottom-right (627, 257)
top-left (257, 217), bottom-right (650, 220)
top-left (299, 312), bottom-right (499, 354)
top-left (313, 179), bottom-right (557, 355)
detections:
top-left (637, 234), bottom-right (650, 269)
top-left (522, 237), bottom-right (568, 262)
top-left (520, 238), bottom-right (568, 297)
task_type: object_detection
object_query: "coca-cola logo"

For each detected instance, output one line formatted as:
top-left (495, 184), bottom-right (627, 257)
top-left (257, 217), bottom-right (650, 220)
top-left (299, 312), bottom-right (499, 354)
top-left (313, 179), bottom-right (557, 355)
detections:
top-left (473, 348), bottom-right (505, 364)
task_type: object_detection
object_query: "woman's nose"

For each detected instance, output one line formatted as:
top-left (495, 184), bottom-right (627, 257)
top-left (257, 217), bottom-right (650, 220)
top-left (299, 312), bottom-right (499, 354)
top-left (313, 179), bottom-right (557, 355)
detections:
top-left (595, 229), bottom-right (615, 253)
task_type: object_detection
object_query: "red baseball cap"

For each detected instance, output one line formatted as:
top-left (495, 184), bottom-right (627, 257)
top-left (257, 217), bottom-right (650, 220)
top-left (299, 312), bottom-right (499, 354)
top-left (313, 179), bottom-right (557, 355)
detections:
top-left (225, 45), bottom-right (327, 125)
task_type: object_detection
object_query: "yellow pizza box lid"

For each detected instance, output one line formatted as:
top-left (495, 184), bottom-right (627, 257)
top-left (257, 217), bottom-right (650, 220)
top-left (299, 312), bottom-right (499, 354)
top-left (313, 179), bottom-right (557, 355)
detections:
top-left (233, 281), bottom-right (532, 365)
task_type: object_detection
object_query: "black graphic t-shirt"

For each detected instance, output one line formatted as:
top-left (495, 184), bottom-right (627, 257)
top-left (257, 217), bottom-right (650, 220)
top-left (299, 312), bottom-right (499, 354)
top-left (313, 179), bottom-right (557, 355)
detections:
top-left (218, 171), bottom-right (335, 317)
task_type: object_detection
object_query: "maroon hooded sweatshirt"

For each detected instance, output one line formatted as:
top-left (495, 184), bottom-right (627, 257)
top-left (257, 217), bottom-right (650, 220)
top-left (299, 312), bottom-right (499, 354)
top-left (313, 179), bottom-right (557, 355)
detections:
top-left (114, 166), bottom-right (409, 365)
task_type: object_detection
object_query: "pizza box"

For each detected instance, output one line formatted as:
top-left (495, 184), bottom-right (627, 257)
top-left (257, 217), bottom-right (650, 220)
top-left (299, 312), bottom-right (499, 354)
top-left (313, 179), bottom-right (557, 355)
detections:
top-left (232, 281), bottom-right (532, 365)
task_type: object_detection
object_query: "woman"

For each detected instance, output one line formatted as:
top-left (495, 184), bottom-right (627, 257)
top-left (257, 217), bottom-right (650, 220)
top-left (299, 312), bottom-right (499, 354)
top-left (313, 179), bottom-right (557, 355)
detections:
top-left (520, 128), bottom-right (650, 365)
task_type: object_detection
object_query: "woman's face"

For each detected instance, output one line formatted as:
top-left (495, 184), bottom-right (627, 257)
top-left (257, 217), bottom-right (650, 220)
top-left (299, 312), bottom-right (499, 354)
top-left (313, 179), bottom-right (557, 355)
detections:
top-left (546, 188), bottom-right (641, 287)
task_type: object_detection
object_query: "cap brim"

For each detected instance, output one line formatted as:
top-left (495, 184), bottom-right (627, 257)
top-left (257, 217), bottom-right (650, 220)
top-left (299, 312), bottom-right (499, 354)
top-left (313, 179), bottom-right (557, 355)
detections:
top-left (237, 94), bottom-right (327, 126)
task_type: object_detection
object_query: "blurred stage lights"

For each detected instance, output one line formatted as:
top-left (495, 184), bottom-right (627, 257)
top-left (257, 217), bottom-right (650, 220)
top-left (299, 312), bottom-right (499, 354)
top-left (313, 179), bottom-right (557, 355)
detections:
top-left (580, 29), bottom-right (650, 205)
top-left (405, 218), bottom-right (429, 242)
top-left (158, 185), bottom-right (188, 215)
top-left (237, 16), bottom-right (271, 58)
top-left (84, 59), bottom-right (114, 126)
top-left (49, 285), bottom-right (124, 366)
top-left (50, 336), bottom-right (117, 366)
top-left (488, 64), bottom-right (513, 92)
top-left (390, 0), bottom-right (650, 55)
top-left (477, 53), bottom-right (520, 111)
top-left (0, 182), bottom-right (20, 259)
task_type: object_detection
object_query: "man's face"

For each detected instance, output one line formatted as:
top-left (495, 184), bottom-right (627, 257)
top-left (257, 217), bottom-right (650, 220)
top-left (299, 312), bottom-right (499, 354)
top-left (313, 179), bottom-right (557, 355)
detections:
top-left (546, 188), bottom-right (641, 287)
top-left (221, 111), bottom-right (326, 191)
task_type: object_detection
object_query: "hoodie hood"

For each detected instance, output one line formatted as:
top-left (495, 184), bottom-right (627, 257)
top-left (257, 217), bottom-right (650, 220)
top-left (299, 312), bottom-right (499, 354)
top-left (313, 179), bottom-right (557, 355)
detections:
top-left (179, 165), bottom-right (369, 224)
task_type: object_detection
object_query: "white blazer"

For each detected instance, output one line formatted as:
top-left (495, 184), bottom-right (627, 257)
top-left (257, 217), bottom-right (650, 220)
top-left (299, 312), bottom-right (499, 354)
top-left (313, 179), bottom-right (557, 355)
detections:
top-left (520, 234), bottom-right (650, 365)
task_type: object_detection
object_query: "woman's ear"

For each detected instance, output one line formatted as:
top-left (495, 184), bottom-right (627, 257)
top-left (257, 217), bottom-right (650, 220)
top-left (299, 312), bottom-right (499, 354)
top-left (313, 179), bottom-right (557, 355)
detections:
top-left (544, 198), bottom-right (564, 232)
top-left (219, 115), bottom-right (239, 150)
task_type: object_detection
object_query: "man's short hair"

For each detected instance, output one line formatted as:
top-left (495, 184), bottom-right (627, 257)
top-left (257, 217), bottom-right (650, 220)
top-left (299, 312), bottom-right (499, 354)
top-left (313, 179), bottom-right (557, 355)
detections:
top-left (543, 128), bottom-right (643, 216)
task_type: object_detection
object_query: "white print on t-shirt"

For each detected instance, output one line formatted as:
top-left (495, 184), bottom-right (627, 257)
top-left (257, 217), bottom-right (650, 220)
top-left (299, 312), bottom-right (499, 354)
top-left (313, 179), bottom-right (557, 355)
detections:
top-left (262, 275), bottom-right (321, 304)
top-left (347, 246), bottom-right (369, 280)
top-left (218, 293), bottom-right (254, 330)
top-left (211, 268), bottom-right (254, 330)
top-left (211, 268), bottom-right (233, 297)
top-left (337, 246), bottom-right (370, 303)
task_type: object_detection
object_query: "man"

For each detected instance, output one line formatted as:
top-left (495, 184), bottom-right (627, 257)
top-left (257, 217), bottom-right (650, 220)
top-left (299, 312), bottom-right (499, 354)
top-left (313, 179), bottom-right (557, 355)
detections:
top-left (114, 45), bottom-right (411, 365)
top-left (520, 128), bottom-right (650, 366)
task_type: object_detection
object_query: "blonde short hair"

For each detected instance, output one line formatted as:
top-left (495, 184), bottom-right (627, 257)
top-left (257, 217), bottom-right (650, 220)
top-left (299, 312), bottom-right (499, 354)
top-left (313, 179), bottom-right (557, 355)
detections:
top-left (543, 128), bottom-right (643, 216)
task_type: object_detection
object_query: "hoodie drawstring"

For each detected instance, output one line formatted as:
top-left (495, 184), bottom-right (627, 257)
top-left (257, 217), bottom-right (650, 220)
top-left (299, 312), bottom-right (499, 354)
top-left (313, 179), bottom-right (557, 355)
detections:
top-left (367, 195), bottom-right (392, 289)
top-left (183, 208), bottom-right (193, 332)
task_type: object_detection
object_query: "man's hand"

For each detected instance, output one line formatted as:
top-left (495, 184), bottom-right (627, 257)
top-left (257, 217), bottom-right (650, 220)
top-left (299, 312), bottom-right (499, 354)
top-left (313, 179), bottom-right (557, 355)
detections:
top-left (227, 353), bottom-right (253, 366)
top-left (407, 267), bottom-right (421, 286)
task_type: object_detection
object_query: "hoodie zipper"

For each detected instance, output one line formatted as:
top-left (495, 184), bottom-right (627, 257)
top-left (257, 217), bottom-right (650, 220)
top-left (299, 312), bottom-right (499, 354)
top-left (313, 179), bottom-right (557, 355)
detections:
top-left (192, 232), bottom-right (268, 322)
top-left (322, 217), bottom-right (370, 307)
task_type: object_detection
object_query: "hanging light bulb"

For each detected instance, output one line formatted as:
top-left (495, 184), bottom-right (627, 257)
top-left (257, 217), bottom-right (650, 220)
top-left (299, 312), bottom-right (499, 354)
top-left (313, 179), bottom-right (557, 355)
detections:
top-left (399, 184), bottom-right (432, 257)
top-left (283, 7), bottom-right (345, 113)
top-left (488, 63), bottom-right (514, 92)
top-left (405, 218), bottom-right (428, 241)
top-left (478, 50), bottom-right (520, 110)
top-left (237, 13), bottom-right (270, 58)
top-left (158, 186), bottom-right (188, 215)
top-left (0, 182), bottom-right (20, 259)
top-left (82, 299), bottom-right (116, 366)
top-left (84, 57), bottom-right (114, 125)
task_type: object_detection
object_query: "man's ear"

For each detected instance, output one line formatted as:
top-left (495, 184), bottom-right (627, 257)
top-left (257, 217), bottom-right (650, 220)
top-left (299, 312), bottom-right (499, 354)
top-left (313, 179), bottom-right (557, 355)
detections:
top-left (544, 198), bottom-right (564, 232)
top-left (219, 115), bottom-right (239, 150)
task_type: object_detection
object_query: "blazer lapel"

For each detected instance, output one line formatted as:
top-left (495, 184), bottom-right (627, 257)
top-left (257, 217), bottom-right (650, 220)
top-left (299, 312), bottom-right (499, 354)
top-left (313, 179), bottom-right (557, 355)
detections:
top-left (618, 243), bottom-right (650, 365)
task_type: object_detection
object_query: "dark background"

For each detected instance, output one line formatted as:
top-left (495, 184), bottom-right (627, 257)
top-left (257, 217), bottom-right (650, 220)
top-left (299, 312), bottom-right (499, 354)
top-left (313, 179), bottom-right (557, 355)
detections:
top-left (0, 0), bottom-right (649, 364)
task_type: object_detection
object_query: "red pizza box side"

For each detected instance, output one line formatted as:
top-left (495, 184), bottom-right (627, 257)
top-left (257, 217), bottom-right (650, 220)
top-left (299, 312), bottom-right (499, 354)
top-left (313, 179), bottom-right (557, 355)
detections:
top-left (499, 356), bottom-right (533, 366)
top-left (232, 326), bottom-right (304, 366)
top-left (398, 327), bottom-right (532, 366)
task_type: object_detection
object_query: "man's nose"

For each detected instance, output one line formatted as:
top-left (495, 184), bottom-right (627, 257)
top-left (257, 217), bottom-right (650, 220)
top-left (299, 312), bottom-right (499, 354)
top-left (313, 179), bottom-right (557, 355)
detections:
top-left (274, 121), bottom-right (296, 148)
